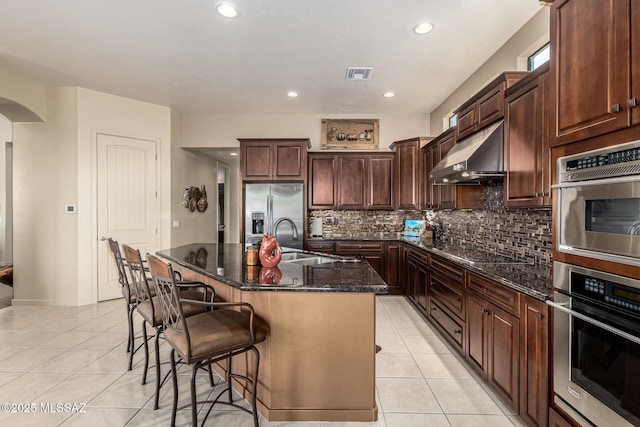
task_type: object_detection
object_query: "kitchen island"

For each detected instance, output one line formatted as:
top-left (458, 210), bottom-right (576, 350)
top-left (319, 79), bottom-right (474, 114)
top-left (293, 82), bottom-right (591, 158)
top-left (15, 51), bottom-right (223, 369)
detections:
top-left (157, 243), bottom-right (387, 422)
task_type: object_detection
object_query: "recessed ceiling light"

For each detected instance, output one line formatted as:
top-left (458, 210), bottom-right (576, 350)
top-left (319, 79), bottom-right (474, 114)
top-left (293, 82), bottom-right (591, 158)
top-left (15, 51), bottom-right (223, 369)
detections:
top-left (383, 92), bottom-right (396, 98)
top-left (229, 152), bottom-right (238, 156)
top-left (216, 2), bottom-right (239, 18)
top-left (287, 91), bottom-right (298, 98)
top-left (413, 22), bottom-right (434, 35)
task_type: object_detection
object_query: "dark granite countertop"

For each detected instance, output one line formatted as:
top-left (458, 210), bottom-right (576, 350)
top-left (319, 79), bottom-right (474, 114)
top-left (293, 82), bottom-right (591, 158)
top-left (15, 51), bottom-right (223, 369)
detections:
top-left (309, 235), bottom-right (553, 301)
top-left (156, 243), bottom-right (388, 294)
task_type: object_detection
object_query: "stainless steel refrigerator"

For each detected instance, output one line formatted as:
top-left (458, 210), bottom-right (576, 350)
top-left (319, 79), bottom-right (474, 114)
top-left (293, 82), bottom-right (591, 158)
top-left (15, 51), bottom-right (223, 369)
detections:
top-left (244, 183), bottom-right (304, 249)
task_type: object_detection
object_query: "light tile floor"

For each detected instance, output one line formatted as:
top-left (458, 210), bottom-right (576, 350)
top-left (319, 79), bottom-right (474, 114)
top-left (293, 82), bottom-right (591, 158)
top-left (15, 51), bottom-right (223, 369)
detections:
top-left (0, 295), bottom-right (528, 426)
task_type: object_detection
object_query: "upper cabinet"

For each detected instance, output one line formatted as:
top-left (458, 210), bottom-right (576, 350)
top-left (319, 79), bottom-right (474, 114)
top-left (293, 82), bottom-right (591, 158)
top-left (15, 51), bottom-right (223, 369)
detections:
top-left (390, 137), bottom-right (432, 210)
top-left (551, 0), bottom-right (639, 146)
top-left (239, 138), bottom-right (310, 181)
top-left (308, 154), bottom-right (337, 209)
top-left (454, 72), bottom-right (528, 140)
top-left (505, 64), bottom-right (552, 208)
top-left (307, 152), bottom-right (394, 210)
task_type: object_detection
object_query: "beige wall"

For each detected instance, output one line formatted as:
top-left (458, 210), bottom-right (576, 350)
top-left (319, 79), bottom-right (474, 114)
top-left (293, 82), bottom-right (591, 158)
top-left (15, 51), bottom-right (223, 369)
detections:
top-left (170, 111), bottom-right (219, 247)
top-left (0, 68), bottom-right (47, 122)
top-left (180, 113), bottom-right (430, 150)
top-left (10, 86), bottom-right (172, 306)
top-left (429, 7), bottom-right (550, 135)
top-left (13, 87), bottom-right (79, 304)
top-left (0, 115), bottom-right (11, 262)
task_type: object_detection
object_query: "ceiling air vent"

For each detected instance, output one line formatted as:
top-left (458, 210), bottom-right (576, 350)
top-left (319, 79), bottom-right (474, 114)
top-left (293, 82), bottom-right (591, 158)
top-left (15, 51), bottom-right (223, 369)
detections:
top-left (345, 67), bottom-right (373, 80)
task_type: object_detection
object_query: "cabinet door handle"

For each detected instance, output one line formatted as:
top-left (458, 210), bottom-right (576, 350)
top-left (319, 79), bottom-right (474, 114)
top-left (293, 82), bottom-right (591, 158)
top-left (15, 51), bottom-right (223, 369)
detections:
top-left (611, 103), bottom-right (622, 113)
top-left (454, 329), bottom-right (462, 335)
top-left (628, 98), bottom-right (638, 109)
top-left (536, 313), bottom-right (544, 321)
top-left (481, 308), bottom-right (490, 316)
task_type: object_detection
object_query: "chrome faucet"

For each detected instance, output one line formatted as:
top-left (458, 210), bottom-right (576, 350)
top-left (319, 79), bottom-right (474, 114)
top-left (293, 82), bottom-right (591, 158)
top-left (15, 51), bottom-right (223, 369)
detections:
top-left (273, 217), bottom-right (298, 240)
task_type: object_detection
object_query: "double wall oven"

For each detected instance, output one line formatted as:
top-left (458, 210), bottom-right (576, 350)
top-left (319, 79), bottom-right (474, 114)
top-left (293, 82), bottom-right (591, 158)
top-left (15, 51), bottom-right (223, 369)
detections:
top-left (551, 140), bottom-right (640, 426)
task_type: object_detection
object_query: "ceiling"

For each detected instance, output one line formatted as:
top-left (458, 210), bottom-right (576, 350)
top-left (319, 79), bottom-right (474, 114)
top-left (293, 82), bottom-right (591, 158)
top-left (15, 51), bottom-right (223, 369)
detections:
top-left (0, 0), bottom-right (542, 116)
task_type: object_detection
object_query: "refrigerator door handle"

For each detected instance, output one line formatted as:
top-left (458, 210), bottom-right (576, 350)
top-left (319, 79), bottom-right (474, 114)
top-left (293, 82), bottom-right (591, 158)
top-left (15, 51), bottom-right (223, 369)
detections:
top-left (269, 194), bottom-right (274, 235)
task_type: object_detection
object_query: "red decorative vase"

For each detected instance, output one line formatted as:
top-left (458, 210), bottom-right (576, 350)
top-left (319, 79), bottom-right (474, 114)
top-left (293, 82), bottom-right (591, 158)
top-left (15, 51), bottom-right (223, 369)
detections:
top-left (258, 234), bottom-right (282, 267)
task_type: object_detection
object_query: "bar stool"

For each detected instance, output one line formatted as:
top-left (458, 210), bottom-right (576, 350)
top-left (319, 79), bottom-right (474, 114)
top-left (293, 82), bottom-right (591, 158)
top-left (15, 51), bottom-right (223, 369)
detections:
top-left (146, 253), bottom-right (267, 427)
top-left (121, 244), bottom-right (214, 409)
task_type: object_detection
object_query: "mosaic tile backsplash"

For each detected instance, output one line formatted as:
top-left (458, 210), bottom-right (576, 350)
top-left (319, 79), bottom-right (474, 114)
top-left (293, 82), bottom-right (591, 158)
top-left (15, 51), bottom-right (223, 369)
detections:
top-left (308, 181), bottom-right (552, 267)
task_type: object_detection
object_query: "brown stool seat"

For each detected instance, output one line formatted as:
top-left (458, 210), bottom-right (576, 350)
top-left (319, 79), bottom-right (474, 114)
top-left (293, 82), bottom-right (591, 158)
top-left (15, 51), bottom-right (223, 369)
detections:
top-left (166, 309), bottom-right (267, 364)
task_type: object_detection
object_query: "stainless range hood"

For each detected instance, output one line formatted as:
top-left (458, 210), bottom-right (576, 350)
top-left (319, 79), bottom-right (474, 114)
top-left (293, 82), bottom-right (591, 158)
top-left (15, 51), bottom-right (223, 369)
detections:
top-left (430, 120), bottom-right (504, 185)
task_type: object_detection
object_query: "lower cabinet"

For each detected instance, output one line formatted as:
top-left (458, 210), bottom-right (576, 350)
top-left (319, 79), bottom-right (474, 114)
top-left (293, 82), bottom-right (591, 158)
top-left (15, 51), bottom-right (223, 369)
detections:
top-left (401, 244), bottom-right (550, 427)
top-left (384, 241), bottom-right (403, 294)
top-left (429, 298), bottom-right (465, 351)
top-left (467, 292), bottom-right (520, 410)
top-left (548, 407), bottom-right (576, 427)
top-left (406, 250), bottom-right (428, 311)
top-left (335, 241), bottom-right (384, 279)
top-left (520, 296), bottom-right (549, 427)
top-left (428, 255), bottom-right (466, 352)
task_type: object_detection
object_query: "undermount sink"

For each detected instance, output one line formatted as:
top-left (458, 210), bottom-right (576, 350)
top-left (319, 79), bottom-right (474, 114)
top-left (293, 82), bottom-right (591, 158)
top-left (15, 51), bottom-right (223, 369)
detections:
top-left (280, 252), bottom-right (318, 261)
top-left (280, 252), bottom-right (340, 265)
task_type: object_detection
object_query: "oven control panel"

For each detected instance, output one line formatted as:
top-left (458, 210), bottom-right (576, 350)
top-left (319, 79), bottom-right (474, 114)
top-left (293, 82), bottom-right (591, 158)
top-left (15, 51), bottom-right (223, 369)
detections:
top-left (566, 147), bottom-right (640, 171)
top-left (558, 139), bottom-right (640, 183)
top-left (572, 272), bottom-right (640, 316)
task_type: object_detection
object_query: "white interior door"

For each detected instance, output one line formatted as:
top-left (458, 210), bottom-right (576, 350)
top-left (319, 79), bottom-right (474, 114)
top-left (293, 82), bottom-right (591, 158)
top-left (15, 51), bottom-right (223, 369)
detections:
top-left (97, 133), bottom-right (158, 301)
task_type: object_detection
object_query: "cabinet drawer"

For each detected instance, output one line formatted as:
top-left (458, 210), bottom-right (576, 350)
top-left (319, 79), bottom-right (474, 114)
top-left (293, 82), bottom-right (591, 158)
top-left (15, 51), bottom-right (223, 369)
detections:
top-left (430, 255), bottom-right (464, 286)
top-left (336, 241), bottom-right (383, 252)
top-left (430, 271), bottom-right (465, 320)
top-left (429, 299), bottom-right (464, 350)
top-left (467, 271), bottom-right (520, 317)
top-left (407, 248), bottom-right (429, 264)
top-left (306, 241), bottom-right (335, 253)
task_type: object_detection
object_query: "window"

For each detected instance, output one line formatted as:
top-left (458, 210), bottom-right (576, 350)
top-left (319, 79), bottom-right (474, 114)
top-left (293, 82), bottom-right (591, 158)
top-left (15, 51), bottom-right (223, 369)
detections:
top-left (528, 43), bottom-right (550, 71)
top-left (448, 114), bottom-right (457, 129)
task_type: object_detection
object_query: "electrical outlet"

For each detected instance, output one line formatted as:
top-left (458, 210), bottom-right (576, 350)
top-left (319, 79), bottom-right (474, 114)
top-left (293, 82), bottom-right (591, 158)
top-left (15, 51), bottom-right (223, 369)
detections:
top-left (326, 218), bottom-right (333, 225)
top-left (334, 218), bottom-right (339, 225)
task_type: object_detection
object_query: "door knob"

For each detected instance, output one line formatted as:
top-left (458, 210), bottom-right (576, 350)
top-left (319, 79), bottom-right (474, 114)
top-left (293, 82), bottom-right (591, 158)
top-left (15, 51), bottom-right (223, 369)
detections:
top-left (99, 236), bottom-right (107, 241)
top-left (610, 104), bottom-right (622, 113)
top-left (627, 98), bottom-right (638, 109)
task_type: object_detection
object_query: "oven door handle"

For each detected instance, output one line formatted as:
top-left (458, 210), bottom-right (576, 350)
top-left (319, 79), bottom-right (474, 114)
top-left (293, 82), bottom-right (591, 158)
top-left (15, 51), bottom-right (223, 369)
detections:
top-left (546, 300), bottom-right (640, 346)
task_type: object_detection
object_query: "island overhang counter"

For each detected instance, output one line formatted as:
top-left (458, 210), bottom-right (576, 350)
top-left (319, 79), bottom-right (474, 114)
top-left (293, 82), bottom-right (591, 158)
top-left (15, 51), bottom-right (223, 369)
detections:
top-left (157, 243), bottom-right (388, 422)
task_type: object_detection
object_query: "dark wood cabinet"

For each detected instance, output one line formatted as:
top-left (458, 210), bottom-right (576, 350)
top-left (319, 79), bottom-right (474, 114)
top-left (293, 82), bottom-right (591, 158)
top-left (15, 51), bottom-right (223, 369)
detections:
top-left (406, 249), bottom-right (429, 312)
top-left (308, 154), bottom-right (337, 209)
top-left (437, 132), bottom-right (457, 209)
top-left (519, 296), bottom-right (549, 427)
top-left (422, 144), bottom-right (435, 209)
top-left (368, 155), bottom-right (395, 209)
top-left (632, 4), bottom-right (640, 127)
top-left (391, 137), bottom-right (431, 210)
top-left (400, 244), bottom-right (549, 427)
top-left (239, 138), bottom-right (310, 181)
top-left (305, 240), bottom-right (335, 253)
top-left (505, 64), bottom-right (551, 208)
top-left (549, 407), bottom-right (578, 427)
top-left (337, 153), bottom-right (393, 210)
top-left (428, 255), bottom-right (466, 351)
top-left (550, 0), bottom-right (635, 146)
top-left (308, 152), bottom-right (394, 210)
top-left (335, 241), bottom-right (384, 278)
top-left (337, 156), bottom-right (367, 209)
top-left (466, 292), bottom-right (520, 411)
top-left (466, 272), bottom-right (521, 411)
top-left (454, 72), bottom-right (528, 141)
top-left (384, 242), bottom-right (403, 294)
